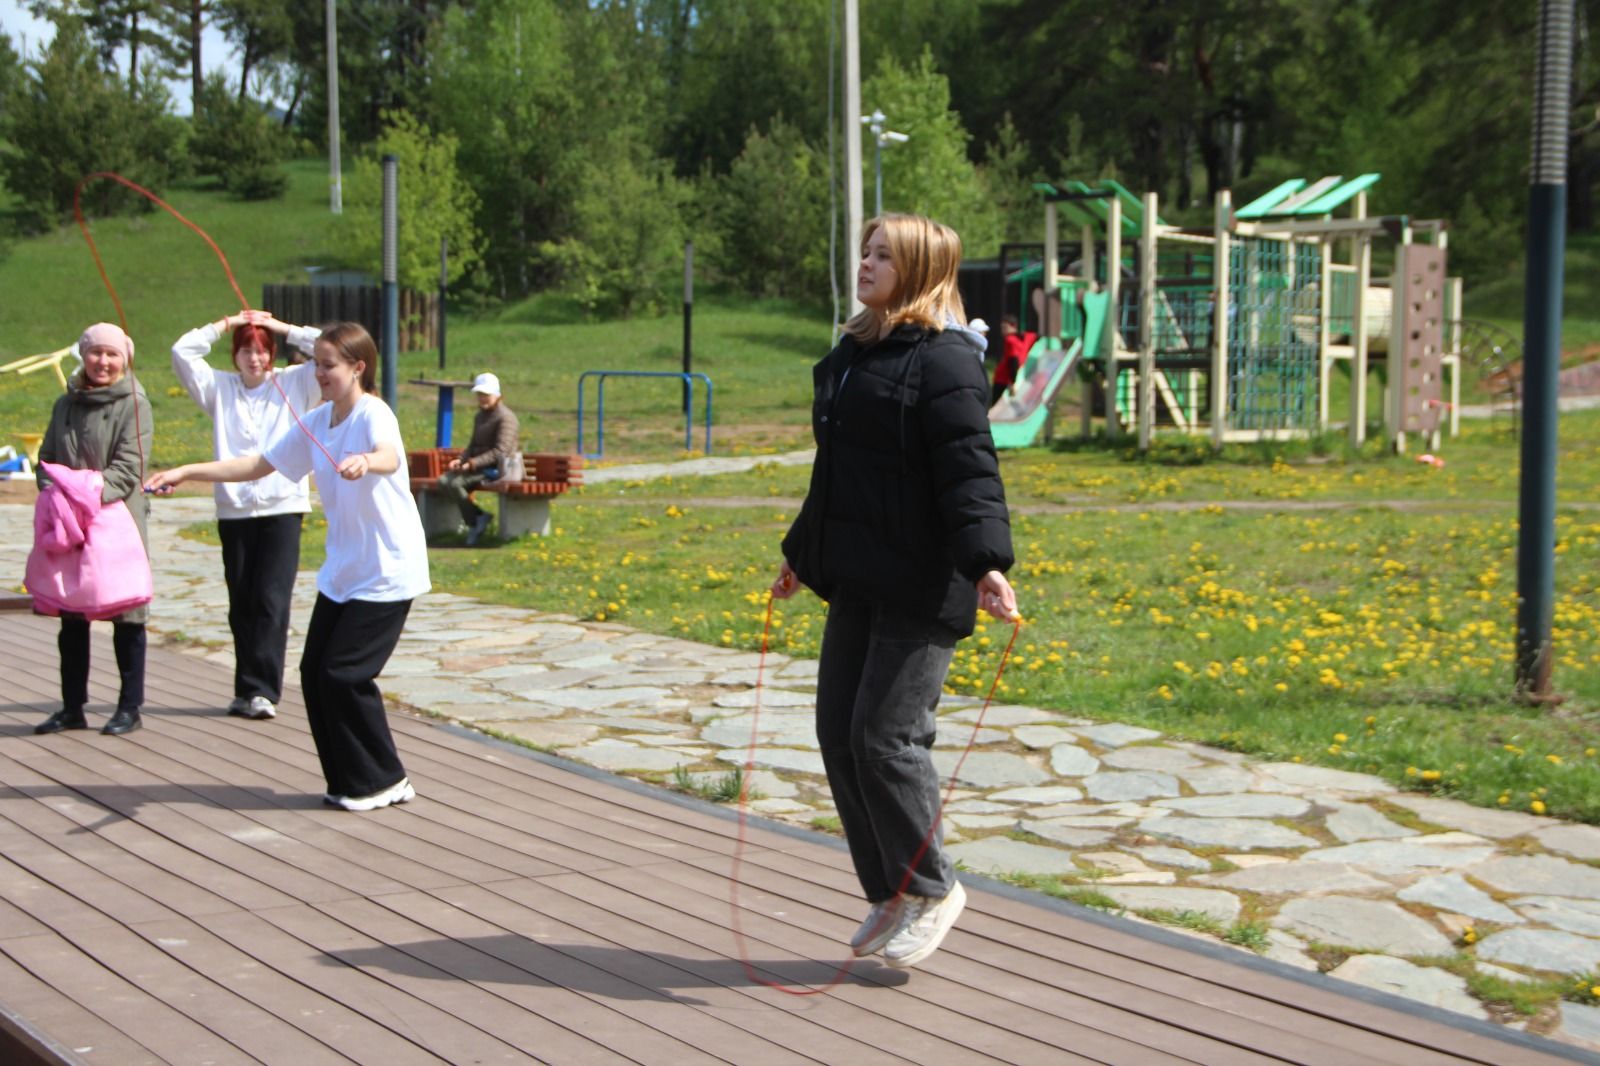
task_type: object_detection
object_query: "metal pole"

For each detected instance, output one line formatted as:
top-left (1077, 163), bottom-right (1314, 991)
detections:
top-left (324, 0), bottom-right (341, 214)
top-left (843, 0), bottom-right (863, 318)
top-left (1515, 0), bottom-right (1573, 698)
top-left (381, 154), bottom-right (398, 408)
top-left (438, 236), bottom-right (448, 371)
top-left (682, 240), bottom-right (693, 414)
top-left (874, 137), bottom-right (883, 218)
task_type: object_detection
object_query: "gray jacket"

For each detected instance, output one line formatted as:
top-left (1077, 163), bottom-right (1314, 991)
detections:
top-left (38, 370), bottom-right (154, 623)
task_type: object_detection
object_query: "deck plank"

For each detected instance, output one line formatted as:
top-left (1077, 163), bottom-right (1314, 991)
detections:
top-left (0, 611), bottom-right (1591, 1066)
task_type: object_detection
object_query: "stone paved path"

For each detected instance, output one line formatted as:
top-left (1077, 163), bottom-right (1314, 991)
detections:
top-left (7, 479), bottom-right (1600, 1054)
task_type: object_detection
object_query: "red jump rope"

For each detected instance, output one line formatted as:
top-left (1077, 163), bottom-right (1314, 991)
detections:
top-left (730, 596), bottom-right (1022, 994)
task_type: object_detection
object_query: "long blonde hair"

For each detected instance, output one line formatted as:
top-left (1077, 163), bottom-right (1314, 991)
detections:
top-left (843, 213), bottom-right (967, 344)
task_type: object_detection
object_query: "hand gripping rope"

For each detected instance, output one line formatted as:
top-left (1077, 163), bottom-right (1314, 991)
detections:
top-left (74, 172), bottom-right (339, 471)
top-left (728, 596), bottom-right (1022, 995)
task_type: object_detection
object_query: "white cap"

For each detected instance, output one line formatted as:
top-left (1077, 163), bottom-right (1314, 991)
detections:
top-left (471, 372), bottom-right (501, 396)
top-left (969, 317), bottom-right (989, 334)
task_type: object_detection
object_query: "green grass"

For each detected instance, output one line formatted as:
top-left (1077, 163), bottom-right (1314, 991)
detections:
top-left (669, 765), bottom-right (751, 803)
top-left (1, 159), bottom-right (823, 467)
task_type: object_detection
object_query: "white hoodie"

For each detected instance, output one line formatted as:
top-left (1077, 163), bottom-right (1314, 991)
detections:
top-left (171, 323), bottom-right (323, 519)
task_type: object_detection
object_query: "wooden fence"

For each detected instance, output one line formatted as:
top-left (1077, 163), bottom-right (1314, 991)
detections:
top-left (261, 284), bottom-right (439, 354)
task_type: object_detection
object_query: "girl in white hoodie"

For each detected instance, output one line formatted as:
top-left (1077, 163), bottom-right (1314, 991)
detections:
top-left (171, 310), bottom-right (321, 721)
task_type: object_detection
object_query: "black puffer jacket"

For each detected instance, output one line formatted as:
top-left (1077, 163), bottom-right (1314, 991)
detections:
top-left (781, 323), bottom-right (1013, 637)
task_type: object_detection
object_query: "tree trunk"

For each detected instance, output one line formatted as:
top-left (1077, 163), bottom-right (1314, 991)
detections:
top-left (282, 72), bottom-right (306, 128)
top-left (129, 10), bottom-right (140, 88)
top-left (190, 0), bottom-right (202, 108)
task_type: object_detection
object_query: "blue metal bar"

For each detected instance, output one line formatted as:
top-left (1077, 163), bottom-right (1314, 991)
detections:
top-left (576, 370), bottom-right (714, 459)
top-left (436, 384), bottom-right (455, 448)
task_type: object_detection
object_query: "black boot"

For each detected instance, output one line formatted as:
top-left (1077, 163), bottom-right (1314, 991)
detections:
top-left (35, 707), bottom-right (88, 734)
top-left (102, 707), bottom-right (142, 736)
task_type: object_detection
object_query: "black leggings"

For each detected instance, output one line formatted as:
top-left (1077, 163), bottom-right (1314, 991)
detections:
top-left (59, 616), bottom-right (145, 712)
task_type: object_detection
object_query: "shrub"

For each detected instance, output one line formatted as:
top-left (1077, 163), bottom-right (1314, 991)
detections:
top-left (189, 73), bottom-right (288, 201)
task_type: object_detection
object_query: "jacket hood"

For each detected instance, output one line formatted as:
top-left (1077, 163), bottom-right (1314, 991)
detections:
top-left (68, 369), bottom-right (145, 407)
top-left (38, 461), bottom-right (104, 513)
top-left (942, 318), bottom-right (989, 359)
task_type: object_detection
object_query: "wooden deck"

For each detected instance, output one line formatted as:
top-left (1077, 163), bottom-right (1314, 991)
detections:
top-left (0, 611), bottom-right (1593, 1066)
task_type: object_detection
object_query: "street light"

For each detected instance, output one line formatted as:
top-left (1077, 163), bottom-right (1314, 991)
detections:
top-left (861, 109), bottom-right (909, 217)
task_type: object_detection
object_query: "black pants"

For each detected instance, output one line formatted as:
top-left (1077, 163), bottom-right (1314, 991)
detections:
top-left (300, 593), bottom-right (412, 798)
top-left (59, 616), bottom-right (145, 712)
top-left (815, 598), bottom-right (958, 902)
top-left (218, 514), bottom-right (303, 703)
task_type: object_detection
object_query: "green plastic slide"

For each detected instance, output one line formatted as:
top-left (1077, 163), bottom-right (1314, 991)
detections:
top-left (989, 289), bottom-right (1110, 449)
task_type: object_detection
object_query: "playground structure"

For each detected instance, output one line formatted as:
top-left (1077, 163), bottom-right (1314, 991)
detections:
top-left (988, 175), bottom-right (1464, 452)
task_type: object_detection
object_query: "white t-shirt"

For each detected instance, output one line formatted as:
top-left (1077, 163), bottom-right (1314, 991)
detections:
top-left (262, 394), bottom-right (431, 604)
top-left (171, 323), bottom-right (324, 519)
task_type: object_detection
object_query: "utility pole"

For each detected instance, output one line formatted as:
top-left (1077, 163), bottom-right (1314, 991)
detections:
top-left (325, 0), bottom-right (342, 214)
top-left (381, 155), bottom-right (398, 408)
top-left (1515, 0), bottom-right (1573, 698)
top-left (842, 0), bottom-right (862, 318)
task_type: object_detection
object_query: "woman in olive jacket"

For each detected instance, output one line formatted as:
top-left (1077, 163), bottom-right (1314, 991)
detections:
top-left (34, 322), bottom-right (154, 737)
top-left (773, 214), bottom-right (1018, 970)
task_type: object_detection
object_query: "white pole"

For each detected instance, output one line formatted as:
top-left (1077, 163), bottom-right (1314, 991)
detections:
top-left (1351, 191), bottom-right (1370, 446)
top-left (843, 0), bottom-right (863, 318)
top-left (1138, 192), bottom-right (1158, 450)
top-left (325, 0), bottom-right (342, 215)
top-left (1212, 190), bottom-right (1231, 448)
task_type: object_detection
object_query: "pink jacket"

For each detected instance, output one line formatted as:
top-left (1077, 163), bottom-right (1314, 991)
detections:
top-left (26, 461), bottom-right (153, 620)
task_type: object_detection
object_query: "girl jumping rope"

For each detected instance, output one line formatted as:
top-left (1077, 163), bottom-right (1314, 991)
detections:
top-left (146, 323), bottom-right (429, 811)
top-left (773, 214), bottom-right (1018, 969)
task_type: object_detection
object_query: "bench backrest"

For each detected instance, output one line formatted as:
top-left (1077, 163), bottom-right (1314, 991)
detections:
top-left (407, 448), bottom-right (583, 485)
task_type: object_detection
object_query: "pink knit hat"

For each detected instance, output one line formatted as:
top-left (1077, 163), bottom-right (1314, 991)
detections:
top-left (77, 322), bottom-right (135, 362)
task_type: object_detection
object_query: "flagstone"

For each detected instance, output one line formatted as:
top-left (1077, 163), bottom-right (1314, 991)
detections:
top-left (1299, 839), bottom-right (1497, 875)
top-left (1327, 955), bottom-right (1486, 1019)
top-left (1136, 817), bottom-right (1317, 851)
top-left (1012, 725), bottom-right (1081, 749)
top-left (1153, 794), bottom-right (1311, 819)
top-left (1468, 855), bottom-right (1600, 900)
top-left (1100, 746), bottom-right (1204, 772)
top-left (1477, 929), bottom-right (1600, 974)
top-left (931, 750), bottom-right (1051, 789)
top-left (1274, 897), bottom-right (1453, 955)
top-left (1084, 771), bottom-right (1180, 802)
top-left (1049, 745), bottom-right (1101, 777)
top-left (1384, 794), bottom-right (1549, 840)
top-left (1096, 886), bottom-right (1241, 925)
top-left (1075, 723), bottom-right (1163, 748)
top-left (1255, 762), bottom-right (1393, 796)
top-left (1510, 897), bottom-right (1600, 936)
top-left (1397, 874), bottom-right (1524, 924)
top-left (946, 837), bottom-right (1080, 877)
top-left (1127, 846), bottom-right (1213, 873)
top-left (1533, 824), bottom-right (1600, 861)
top-left (1199, 862), bottom-right (1389, 896)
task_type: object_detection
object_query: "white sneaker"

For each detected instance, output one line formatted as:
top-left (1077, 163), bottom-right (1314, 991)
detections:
top-left (850, 897), bottom-right (905, 957)
top-left (884, 881), bottom-right (966, 969)
top-left (336, 777), bottom-right (416, 811)
top-left (246, 696), bottom-right (277, 720)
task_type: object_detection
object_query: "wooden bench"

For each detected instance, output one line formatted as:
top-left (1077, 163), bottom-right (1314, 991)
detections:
top-left (408, 447), bottom-right (584, 539)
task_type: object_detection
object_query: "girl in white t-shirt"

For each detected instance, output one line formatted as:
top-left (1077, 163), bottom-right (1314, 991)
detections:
top-left (147, 322), bottom-right (430, 811)
top-left (171, 310), bottom-right (321, 722)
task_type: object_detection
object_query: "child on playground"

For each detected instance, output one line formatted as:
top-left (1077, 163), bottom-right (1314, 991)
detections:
top-left (991, 314), bottom-right (1037, 407)
top-left (773, 213), bottom-right (1018, 969)
top-left (146, 323), bottom-right (430, 811)
top-left (33, 323), bottom-right (153, 737)
top-left (171, 310), bottom-right (322, 721)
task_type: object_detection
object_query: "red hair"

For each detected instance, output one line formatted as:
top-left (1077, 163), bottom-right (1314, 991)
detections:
top-left (231, 323), bottom-right (274, 367)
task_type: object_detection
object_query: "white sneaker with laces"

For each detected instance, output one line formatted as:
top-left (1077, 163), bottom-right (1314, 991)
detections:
top-left (849, 897), bottom-right (905, 957)
top-left (336, 777), bottom-right (416, 812)
top-left (246, 696), bottom-right (277, 720)
top-left (884, 881), bottom-right (966, 969)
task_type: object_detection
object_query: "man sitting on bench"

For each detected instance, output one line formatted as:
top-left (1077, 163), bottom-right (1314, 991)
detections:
top-left (440, 372), bottom-right (522, 545)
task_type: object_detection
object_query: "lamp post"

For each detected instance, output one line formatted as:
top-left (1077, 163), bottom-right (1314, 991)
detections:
top-left (861, 109), bottom-right (909, 217)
